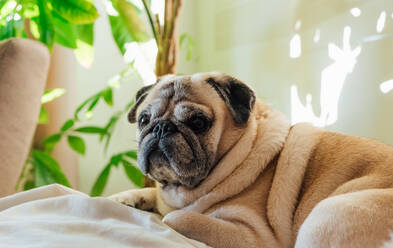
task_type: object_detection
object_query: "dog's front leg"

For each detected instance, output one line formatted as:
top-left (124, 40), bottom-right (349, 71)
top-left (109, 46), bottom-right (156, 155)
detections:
top-left (163, 210), bottom-right (262, 248)
top-left (108, 187), bottom-right (157, 213)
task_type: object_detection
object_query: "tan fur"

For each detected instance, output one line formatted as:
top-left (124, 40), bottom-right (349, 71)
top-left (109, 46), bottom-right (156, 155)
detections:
top-left (110, 72), bottom-right (393, 248)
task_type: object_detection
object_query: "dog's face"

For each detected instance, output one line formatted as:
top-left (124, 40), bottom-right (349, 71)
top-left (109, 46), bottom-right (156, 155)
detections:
top-left (128, 72), bottom-right (256, 189)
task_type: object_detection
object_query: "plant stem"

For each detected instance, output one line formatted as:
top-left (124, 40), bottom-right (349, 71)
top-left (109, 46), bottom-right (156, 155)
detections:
top-left (24, 19), bottom-right (37, 40)
top-left (141, 0), bottom-right (158, 46)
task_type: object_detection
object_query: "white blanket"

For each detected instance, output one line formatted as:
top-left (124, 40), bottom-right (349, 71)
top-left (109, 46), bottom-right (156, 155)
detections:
top-left (0, 184), bottom-right (209, 248)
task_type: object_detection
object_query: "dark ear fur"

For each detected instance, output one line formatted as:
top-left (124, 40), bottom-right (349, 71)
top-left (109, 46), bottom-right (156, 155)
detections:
top-left (128, 84), bottom-right (154, 123)
top-left (206, 76), bottom-right (256, 125)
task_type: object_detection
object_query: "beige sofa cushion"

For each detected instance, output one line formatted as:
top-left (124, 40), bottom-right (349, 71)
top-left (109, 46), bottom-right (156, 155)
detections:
top-left (0, 38), bottom-right (50, 197)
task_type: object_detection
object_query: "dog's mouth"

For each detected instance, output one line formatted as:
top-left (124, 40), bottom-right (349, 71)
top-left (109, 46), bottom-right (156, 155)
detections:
top-left (146, 147), bottom-right (204, 189)
top-left (138, 131), bottom-right (208, 189)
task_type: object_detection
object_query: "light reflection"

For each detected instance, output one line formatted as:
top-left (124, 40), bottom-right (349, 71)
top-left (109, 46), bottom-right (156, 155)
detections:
top-left (151, 0), bottom-right (165, 24)
top-left (129, 0), bottom-right (144, 10)
top-left (291, 86), bottom-right (320, 125)
top-left (290, 34), bottom-right (301, 58)
top-left (295, 20), bottom-right (302, 31)
top-left (362, 34), bottom-right (391, 43)
top-left (380, 79), bottom-right (393, 94)
top-left (5, 1), bottom-right (16, 9)
top-left (291, 26), bottom-right (361, 127)
top-left (377, 11), bottom-right (386, 33)
top-left (13, 13), bottom-right (21, 21)
top-left (313, 29), bottom-right (320, 43)
top-left (103, 0), bottom-right (119, 16)
top-left (350, 8), bottom-right (361, 17)
top-left (124, 40), bottom-right (157, 84)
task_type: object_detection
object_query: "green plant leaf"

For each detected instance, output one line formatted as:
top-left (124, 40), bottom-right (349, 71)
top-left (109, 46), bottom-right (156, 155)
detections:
top-left (32, 149), bottom-right (71, 187)
top-left (0, 1), bottom-right (9, 14)
top-left (101, 88), bottom-right (113, 106)
top-left (0, 0), bottom-right (25, 40)
top-left (124, 150), bottom-right (137, 160)
top-left (29, 18), bottom-right (40, 39)
top-left (38, 106), bottom-right (49, 124)
top-left (20, 0), bottom-right (39, 19)
top-left (179, 33), bottom-right (196, 61)
top-left (90, 164), bottom-right (111, 196)
top-left (87, 95), bottom-right (100, 111)
top-left (102, 113), bottom-right (121, 150)
top-left (60, 119), bottom-right (74, 132)
top-left (122, 159), bottom-right (144, 187)
top-left (107, 0), bottom-right (150, 55)
top-left (23, 180), bottom-right (35, 191)
top-left (0, 1), bottom-right (16, 20)
top-left (110, 154), bottom-right (123, 167)
top-left (67, 135), bottom-right (86, 155)
top-left (0, 19), bottom-right (15, 40)
top-left (74, 23), bottom-right (94, 67)
top-left (36, 0), bottom-right (54, 49)
top-left (34, 159), bottom-right (55, 187)
top-left (74, 126), bottom-right (106, 134)
top-left (85, 95), bottom-right (100, 119)
top-left (74, 39), bottom-right (94, 67)
top-left (40, 133), bottom-right (62, 152)
top-left (52, 11), bottom-right (77, 49)
top-left (74, 93), bottom-right (98, 120)
top-left (75, 23), bottom-right (93, 45)
top-left (50, 0), bottom-right (99, 25)
top-left (41, 88), bottom-right (66, 104)
top-left (124, 99), bottom-right (134, 112)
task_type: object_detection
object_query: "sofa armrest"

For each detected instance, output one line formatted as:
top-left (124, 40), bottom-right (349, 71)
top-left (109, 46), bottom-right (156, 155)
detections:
top-left (0, 38), bottom-right (50, 197)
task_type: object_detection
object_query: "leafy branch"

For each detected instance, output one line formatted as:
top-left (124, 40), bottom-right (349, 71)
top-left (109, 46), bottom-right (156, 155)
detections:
top-left (4, 0), bottom-right (189, 194)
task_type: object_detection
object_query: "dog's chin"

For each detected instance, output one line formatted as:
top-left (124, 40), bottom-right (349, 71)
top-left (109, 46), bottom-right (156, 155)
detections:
top-left (147, 150), bottom-right (206, 189)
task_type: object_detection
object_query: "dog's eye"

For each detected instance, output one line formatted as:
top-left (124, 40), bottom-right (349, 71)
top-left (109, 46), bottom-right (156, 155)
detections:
top-left (138, 114), bottom-right (150, 128)
top-left (187, 115), bottom-right (210, 134)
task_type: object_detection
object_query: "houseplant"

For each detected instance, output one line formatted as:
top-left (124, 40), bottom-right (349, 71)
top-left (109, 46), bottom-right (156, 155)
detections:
top-left (0, 0), bottom-right (189, 195)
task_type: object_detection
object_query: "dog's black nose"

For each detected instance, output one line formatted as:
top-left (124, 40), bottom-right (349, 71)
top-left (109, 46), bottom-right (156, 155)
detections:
top-left (152, 120), bottom-right (177, 138)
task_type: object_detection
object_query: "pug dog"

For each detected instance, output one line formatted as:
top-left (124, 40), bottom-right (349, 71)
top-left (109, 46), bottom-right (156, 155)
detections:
top-left (109, 72), bottom-right (393, 248)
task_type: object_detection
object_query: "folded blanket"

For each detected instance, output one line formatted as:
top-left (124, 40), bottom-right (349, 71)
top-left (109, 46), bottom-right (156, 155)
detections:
top-left (0, 184), bottom-right (209, 248)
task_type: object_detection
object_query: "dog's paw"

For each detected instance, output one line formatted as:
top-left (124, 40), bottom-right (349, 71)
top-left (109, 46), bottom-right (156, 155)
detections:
top-left (162, 209), bottom-right (188, 227)
top-left (108, 189), bottom-right (156, 212)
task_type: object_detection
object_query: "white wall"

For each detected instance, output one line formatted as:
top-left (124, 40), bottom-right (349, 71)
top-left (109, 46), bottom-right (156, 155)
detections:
top-left (191, 0), bottom-right (393, 145)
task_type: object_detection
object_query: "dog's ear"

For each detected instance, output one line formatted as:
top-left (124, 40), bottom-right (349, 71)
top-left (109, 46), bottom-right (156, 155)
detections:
top-left (206, 76), bottom-right (256, 125)
top-left (128, 84), bottom-right (154, 123)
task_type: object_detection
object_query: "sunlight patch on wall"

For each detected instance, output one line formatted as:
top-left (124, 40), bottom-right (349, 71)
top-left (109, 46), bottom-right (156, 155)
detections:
top-left (295, 20), bottom-right (302, 31)
top-left (313, 29), bottom-right (320, 43)
top-left (291, 86), bottom-right (320, 125)
top-left (350, 8), bottom-right (362, 17)
top-left (377, 11), bottom-right (386, 33)
top-left (380, 79), bottom-right (393, 94)
top-left (291, 26), bottom-right (361, 127)
top-left (290, 34), bottom-right (302, 58)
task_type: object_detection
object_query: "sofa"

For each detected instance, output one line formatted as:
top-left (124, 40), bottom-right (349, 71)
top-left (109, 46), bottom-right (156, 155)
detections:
top-left (0, 38), bottom-right (50, 197)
